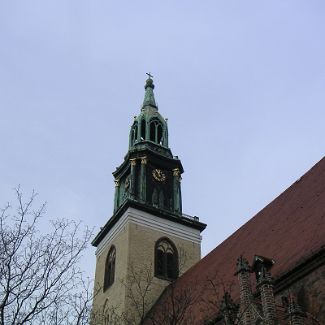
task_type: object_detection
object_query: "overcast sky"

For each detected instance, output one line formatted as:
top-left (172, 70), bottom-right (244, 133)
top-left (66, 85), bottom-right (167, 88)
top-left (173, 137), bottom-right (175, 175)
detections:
top-left (1, 1), bottom-right (324, 277)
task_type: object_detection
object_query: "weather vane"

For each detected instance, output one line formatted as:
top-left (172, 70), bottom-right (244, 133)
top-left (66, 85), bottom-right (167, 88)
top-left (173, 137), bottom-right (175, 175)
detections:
top-left (146, 72), bottom-right (153, 79)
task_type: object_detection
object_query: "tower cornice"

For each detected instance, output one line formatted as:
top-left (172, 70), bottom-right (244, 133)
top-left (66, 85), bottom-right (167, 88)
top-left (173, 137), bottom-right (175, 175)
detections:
top-left (92, 199), bottom-right (206, 247)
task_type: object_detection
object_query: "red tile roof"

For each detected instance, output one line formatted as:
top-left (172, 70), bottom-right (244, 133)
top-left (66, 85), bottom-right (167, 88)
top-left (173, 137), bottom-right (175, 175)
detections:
top-left (145, 157), bottom-right (325, 324)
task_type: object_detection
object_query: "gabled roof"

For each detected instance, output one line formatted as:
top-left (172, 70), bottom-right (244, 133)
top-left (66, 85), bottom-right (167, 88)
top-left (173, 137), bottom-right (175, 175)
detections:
top-left (145, 157), bottom-right (325, 324)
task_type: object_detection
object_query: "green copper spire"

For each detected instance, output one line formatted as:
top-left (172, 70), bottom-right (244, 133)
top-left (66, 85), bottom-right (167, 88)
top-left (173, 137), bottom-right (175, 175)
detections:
top-left (129, 74), bottom-right (169, 150)
top-left (142, 73), bottom-right (157, 108)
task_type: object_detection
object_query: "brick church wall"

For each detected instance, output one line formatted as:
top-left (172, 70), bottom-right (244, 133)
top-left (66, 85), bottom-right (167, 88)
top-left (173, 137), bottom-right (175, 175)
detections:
top-left (275, 262), bottom-right (325, 323)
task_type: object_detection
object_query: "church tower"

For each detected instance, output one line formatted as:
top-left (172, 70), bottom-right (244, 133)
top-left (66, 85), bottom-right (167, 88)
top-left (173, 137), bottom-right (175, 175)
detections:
top-left (92, 76), bottom-right (206, 324)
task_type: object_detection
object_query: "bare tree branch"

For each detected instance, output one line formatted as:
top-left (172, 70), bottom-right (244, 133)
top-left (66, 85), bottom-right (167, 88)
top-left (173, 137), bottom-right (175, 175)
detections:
top-left (0, 188), bottom-right (94, 325)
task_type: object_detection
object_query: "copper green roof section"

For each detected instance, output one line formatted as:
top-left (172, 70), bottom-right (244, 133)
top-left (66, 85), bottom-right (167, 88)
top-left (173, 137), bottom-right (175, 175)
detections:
top-left (129, 76), bottom-right (169, 150)
top-left (142, 76), bottom-right (157, 108)
top-left (92, 75), bottom-right (199, 249)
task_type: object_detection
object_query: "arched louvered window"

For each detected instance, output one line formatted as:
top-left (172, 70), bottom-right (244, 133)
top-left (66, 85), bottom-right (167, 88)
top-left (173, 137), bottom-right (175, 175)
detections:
top-left (104, 246), bottom-right (116, 291)
top-left (155, 238), bottom-right (178, 280)
top-left (141, 119), bottom-right (146, 140)
top-left (152, 188), bottom-right (158, 206)
top-left (132, 122), bottom-right (138, 145)
top-left (159, 190), bottom-right (164, 208)
top-left (150, 121), bottom-right (156, 142)
top-left (157, 124), bottom-right (163, 144)
top-left (149, 118), bottom-right (163, 144)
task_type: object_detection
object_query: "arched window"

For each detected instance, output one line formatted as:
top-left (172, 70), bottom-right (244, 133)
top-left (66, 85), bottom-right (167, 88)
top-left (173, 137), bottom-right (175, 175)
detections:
top-left (155, 238), bottom-right (178, 280)
top-left (157, 124), bottom-right (163, 144)
top-left (132, 122), bottom-right (138, 144)
top-left (152, 188), bottom-right (158, 206)
top-left (149, 118), bottom-right (163, 144)
top-left (141, 119), bottom-right (146, 140)
top-left (159, 190), bottom-right (164, 208)
top-left (104, 246), bottom-right (116, 291)
top-left (150, 121), bottom-right (156, 142)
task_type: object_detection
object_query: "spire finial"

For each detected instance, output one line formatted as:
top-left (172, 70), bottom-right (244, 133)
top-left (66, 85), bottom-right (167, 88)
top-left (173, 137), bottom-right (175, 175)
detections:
top-left (143, 73), bottom-right (157, 108)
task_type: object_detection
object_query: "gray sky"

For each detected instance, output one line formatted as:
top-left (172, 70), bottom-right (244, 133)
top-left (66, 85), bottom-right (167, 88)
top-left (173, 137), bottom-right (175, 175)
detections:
top-left (1, 1), bottom-right (324, 277)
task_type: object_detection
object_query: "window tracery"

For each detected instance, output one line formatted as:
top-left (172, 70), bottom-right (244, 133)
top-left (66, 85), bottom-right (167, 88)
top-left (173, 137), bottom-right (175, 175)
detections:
top-left (149, 118), bottom-right (164, 144)
top-left (104, 246), bottom-right (116, 291)
top-left (155, 238), bottom-right (178, 280)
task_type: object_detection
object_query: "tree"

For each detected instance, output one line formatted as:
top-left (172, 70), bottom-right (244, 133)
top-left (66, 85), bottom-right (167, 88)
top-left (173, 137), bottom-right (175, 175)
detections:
top-left (90, 263), bottom-right (157, 325)
top-left (122, 263), bottom-right (156, 324)
top-left (117, 249), bottom-right (201, 325)
top-left (135, 249), bottom-right (202, 325)
top-left (91, 246), bottom-right (200, 325)
top-left (0, 188), bottom-right (93, 325)
top-left (144, 277), bottom-right (202, 325)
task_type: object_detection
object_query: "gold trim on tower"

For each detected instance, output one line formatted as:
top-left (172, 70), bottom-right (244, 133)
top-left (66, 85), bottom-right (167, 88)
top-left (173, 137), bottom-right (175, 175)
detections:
top-left (141, 156), bottom-right (148, 165)
top-left (173, 168), bottom-right (180, 177)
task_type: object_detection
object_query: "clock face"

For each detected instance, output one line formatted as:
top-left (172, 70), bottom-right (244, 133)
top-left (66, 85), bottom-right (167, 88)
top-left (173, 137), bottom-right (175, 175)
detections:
top-left (152, 169), bottom-right (166, 182)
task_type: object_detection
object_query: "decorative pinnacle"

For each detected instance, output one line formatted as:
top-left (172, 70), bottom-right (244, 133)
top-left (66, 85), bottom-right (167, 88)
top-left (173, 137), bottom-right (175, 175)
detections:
top-left (287, 297), bottom-right (305, 317)
top-left (235, 255), bottom-right (251, 274)
top-left (252, 255), bottom-right (275, 285)
top-left (256, 265), bottom-right (274, 287)
top-left (143, 73), bottom-right (157, 108)
top-left (220, 292), bottom-right (236, 311)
